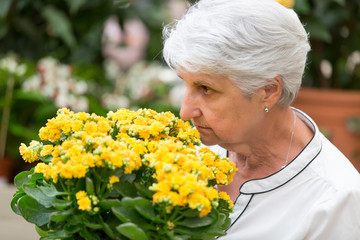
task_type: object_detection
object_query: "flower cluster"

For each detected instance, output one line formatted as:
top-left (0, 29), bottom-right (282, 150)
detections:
top-left (22, 57), bottom-right (89, 112)
top-left (102, 61), bottom-right (186, 110)
top-left (13, 108), bottom-right (236, 239)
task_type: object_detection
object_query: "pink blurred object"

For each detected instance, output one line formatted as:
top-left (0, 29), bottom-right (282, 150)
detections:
top-left (102, 17), bottom-right (149, 70)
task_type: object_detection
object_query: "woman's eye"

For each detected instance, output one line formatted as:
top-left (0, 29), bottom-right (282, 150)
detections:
top-left (201, 86), bottom-right (213, 94)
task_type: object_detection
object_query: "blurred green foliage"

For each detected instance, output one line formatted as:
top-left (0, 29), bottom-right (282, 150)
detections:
top-left (0, 0), bottom-right (167, 63)
top-left (295, 0), bottom-right (360, 89)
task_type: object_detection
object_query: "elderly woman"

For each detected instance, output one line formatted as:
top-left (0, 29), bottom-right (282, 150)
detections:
top-left (162, 0), bottom-right (360, 239)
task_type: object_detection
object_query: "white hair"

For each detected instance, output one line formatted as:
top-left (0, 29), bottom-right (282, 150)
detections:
top-left (163, 0), bottom-right (311, 106)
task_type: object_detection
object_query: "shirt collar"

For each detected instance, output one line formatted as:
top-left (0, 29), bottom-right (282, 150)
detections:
top-left (239, 108), bottom-right (322, 194)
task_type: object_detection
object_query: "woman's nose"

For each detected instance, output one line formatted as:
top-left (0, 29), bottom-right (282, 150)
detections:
top-left (180, 90), bottom-right (201, 120)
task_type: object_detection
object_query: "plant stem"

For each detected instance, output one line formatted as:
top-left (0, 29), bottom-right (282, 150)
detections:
top-left (0, 75), bottom-right (15, 159)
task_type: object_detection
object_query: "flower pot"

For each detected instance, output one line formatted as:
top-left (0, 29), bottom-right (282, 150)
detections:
top-left (0, 156), bottom-right (15, 183)
top-left (292, 88), bottom-right (360, 172)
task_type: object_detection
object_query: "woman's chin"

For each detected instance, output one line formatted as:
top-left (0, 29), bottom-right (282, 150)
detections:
top-left (199, 136), bottom-right (218, 146)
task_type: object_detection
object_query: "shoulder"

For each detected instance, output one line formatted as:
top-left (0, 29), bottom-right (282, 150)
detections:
top-left (308, 132), bottom-right (360, 192)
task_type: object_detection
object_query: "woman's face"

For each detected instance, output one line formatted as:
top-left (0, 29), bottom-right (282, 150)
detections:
top-left (178, 69), bottom-right (265, 149)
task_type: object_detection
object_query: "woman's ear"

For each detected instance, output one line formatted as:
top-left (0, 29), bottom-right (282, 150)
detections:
top-left (263, 75), bottom-right (282, 108)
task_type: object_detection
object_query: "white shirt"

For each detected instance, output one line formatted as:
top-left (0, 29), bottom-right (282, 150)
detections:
top-left (210, 109), bottom-right (360, 240)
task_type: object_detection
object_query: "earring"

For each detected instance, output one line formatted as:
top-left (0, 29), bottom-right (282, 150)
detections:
top-left (264, 107), bottom-right (269, 113)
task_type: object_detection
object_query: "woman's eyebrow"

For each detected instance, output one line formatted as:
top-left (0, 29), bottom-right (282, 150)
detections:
top-left (193, 80), bottom-right (213, 86)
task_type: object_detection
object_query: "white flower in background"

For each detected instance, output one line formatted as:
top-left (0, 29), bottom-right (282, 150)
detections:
top-left (22, 57), bottom-right (90, 112)
top-left (347, 51), bottom-right (360, 73)
top-left (102, 93), bottom-right (130, 110)
top-left (22, 75), bottom-right (40, 92)
top-left (0, 54), bottom-right (27, 76)
top-left (169, 82), bottom-right (186, 108)
top-left (158, 68), bottom-right (180, 84)
top-left (73, 96), bottom-right (89, 112)
top-left (73, 79), bottom-right (88, 95)
top-left (102, 60), bottom-right (183, 110)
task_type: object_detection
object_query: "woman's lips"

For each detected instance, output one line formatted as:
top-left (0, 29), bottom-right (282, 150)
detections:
top-left (194, 125), bottom-right (211, 130)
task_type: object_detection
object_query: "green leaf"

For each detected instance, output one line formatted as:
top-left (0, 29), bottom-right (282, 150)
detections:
top-left (79, 229), bottom-right (101, 240)
top-left (50, 208), bottom-right (73, 222)
top-left (113, 0), bottom-right (131, 8)
top-left (111, 121), bottom-right (119, 140)
top-left (98, 199), bottom-right (122, 210)
top-left (165, 230), bottom-right (186, 240)
top-left (180, 209), bottom-right (199, 218)
top-left (204, 227), bottom-right (227, 238)
top-left (101, 222), bottom-right (116, 239)
top-left (18, 195), bottom-right (53, 226)
top-left (35, 225), bottom-right (48, 237)
top-left (13, 89), bottom-right (46, 102)
top-left (39, 155), bottom-right (53, 163)
top-left (332, 0), bottom-right (345, 6)
top-left (134, 182), bottom-right (154, 198)
top-left (116, 222), bottom-right (148, 240)
top-left (215, 212), bottom-right (226, 227)
top-left (14, 170), bottom-right (33, 189)
top-left (23, 185), bottom-right (55, 208)
top-left (112, 206), bottom-right (147, 224)
top-left (85, 177), bottom-right (95, 195)
top-left (11, 191), bottom-right (25, 215)
top-left (0, 0), bottom-right (12, 19)
top-left (113, 181), bottom-right (138, 198)
top-left (222, 217), bottom-right (231, 230)
top-left (120, 173), bottom-right (136, 183)
top-left (135, 204), bottom-right (157, 221)
top-left (121, 197), bottom-right (152, 207)
top-left (305, 17), bottom-right (332, 43)
top-left (65, 214), bottom-right (82, 226)
top-left (42, 6), bottom-right (76, 48)
top-left (64, 223), bottom-right (82, 234)
top-left (65, 0), bottom-right (87, 14)
top-left (294, 0), bottom-right (311, 14)
top-left (0, 23), bottom-right (8, 39)
top-left (40, 229), bottom-right (71, 240)
top-left (84, 220), bottom-right (103, 230)
top-left (39, 183), bottom-right (67, 197)
top-left (30, 173), bottom-right (45, 184)
top-left (51, 198), bottom-right (72, 210)
top-left (177, 216), bottom-right (214, 228)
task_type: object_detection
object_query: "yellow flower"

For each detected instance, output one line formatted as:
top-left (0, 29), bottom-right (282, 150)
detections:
top-left (153, 191), bottom-right (169, 203)
top-left (76, 190), bottom-right (87, 199)
top-left (97, 120), bottom-right (111, 133)
top-left (40, 145), bottom-right (54, 157)
top-left (219, 191), bottom-right (230, 201)
top-left (109, 175), bottom-right (120, 184)
top-left (76, 112), bottom-right (89, 122)
top-left (205, 187), bottom-right (218, 201)
top-left (169, 191), bottom-right (181, 206)
top-left (84, 121), bottom-right (97, 135)
top-left (19, 143), bottom-right (39, 163)
top-left (216, 172), bottom-right (228, 185)
top-left (71, 119), bottom-right (83, 132)
top-left (76, 191), bottom-right (92, 211)
top-left (167, 221), bottom-right (175, 230)
top-left (72, 165), bottom-right (87, 178)
top-left (274, 0), bottom-right (295, 8)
